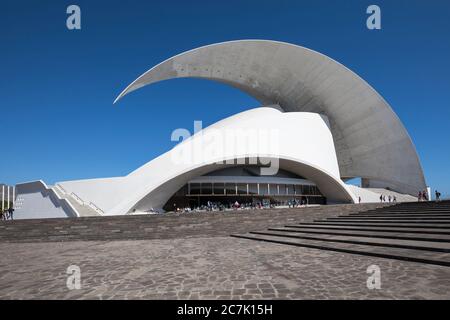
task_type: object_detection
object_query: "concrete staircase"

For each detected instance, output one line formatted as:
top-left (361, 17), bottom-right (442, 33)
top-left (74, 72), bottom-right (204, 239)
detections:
top-left (232, 200), bottom-right (450, 267)
top-left (0, 203), bottom-right (387, 243)
top-left (52, 185), bottom-right (101, 217)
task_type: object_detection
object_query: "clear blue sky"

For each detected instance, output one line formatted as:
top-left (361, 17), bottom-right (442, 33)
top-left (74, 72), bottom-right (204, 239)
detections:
top-left (1, 0), bottom-right (449, 197)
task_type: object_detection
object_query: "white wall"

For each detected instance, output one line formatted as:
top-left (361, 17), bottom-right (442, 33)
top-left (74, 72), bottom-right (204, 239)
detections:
top-left (14, 181), bottom-right (77, 219)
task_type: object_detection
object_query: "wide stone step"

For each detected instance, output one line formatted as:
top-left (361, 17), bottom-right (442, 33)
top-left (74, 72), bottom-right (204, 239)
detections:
top-left (375, 206), bottom-right (450, 209)
top-left (363, 210), bottom-right (450, 214)
top-left (285, 223), bottom-right (450, 235)
top-left (317, 219), bottom-right (450, 225)
top-left (367, 205), bottom-right (450, 208)
top-left (369, 204), bottom-right (450, 210)
top-left (348, 213), bottom-right (450, 217)
top-left (391, 202), bottom-right (450, 205)
top-left (4, 202), bottom-right (382, 242)
top-left (249, 230), bottom-right (450, 252)
top-left (231, 233), bottom-right (450, 267)
top-left (390, 208), bottom-right (450, 210)
top-left (298, 222), bottom-right (450, 229)
top-left (268, 226), bottom-right (450, 243)
top-left (354, 210), bottom-right (450, 214)
top-left (344, 216), bottom-right (450, 220)
top-left (327, 217), bottom-right (450, 221)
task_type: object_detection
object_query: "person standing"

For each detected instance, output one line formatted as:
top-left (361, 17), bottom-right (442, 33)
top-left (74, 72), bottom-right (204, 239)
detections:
top-left (8, 207), bottom-right (14, 220)
top-left (380, 194), bottom-right (383, 203)
top-left (435, 190), bottom-right (441, 202)
top-left (418, 191), bottom-right (422, 202)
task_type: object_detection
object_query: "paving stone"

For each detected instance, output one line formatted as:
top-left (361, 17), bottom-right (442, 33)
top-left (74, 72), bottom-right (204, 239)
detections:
top-left (1, 202), bottom-right (450, 299)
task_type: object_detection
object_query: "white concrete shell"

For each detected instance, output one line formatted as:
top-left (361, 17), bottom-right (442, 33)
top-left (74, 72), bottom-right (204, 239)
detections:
top-left (115, 40), bottom-right (426, 196)
top-left (55, 107), bottom-right (356, 215)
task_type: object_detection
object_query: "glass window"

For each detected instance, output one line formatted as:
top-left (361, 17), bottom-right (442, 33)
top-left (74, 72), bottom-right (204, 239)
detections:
top-left (286, 184), bottom-right (295, 195)
top-left (259, 183), bottom-right (268, 195)
top-left (248, 183), bottom-right (258, 195)
top-left (302, 185), bottom-right (309, 195)
top-left (269, 184), bottom-right (278, 195)
top-left (190, 183), bottom-right (201, 195)
top-left (237, 183), bottom-right (248, 195)
top-left (297, 185), bottom-right (304, 195)
top-left (225, 183), bottom-right (236, 195)
top-left (201, 183), bottom-right (212, 195)
top-left (312, 186), bottom-right (321, 195)
top-left (213, 183), bottom-right (225, 195)
top-left (279, 184), bottom-right (287, 195)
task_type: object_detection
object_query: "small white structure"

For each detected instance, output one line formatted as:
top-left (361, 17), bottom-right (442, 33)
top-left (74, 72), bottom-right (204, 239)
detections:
top-left (15, 40), bottom-right (425, 219)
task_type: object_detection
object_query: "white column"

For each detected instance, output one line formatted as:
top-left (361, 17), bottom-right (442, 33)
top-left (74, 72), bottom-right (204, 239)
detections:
top-left (12, 186), bottom-right (15, 208)
top-left (7, 186), bottom-right (10, 209)
top-left (1, 185), bottom-right (4, 212)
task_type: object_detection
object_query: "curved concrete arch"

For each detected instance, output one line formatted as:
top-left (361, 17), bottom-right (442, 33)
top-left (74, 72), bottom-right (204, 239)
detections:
top-left (106, 108), bottom-right (355, 214)
top-left (114, 40), bottom-right (426, 196)
top-left (130, 156), bottom-right (356, 213)
top-left (56, 107), bottom-right (352, 215)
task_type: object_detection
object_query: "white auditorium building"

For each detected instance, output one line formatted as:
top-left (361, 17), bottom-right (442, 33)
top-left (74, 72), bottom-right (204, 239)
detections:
top-left (14, 40), bottom-right (424, 219)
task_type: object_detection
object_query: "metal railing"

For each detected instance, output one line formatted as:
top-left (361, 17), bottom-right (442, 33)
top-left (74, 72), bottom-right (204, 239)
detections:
top-left (88, 201), bottom-right (104, 214)
top-left (69, 192), bottom-right (103, 214)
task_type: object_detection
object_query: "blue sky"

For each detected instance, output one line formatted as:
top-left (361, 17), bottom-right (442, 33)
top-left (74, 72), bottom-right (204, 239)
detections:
top-left (1, 0), bottom-right (449, 197)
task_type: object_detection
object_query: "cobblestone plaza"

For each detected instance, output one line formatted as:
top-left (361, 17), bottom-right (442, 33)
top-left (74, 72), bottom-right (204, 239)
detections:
top-left (1, 205), bottom-right (450, 300)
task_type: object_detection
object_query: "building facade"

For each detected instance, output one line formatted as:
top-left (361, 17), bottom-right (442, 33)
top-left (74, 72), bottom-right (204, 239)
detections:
top-left (14, 40), bottom-right (424, 219)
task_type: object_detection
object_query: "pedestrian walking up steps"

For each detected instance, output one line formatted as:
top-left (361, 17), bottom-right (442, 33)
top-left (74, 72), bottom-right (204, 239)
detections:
top-left (232, 200), bottom-right (450, 267)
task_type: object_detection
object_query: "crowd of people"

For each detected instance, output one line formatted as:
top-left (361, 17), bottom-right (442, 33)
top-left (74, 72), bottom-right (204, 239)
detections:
top-left (170, 190), bottom-right (446, 213)
top-left (171, 198), bottom-right (311, 213)
top-left (0, 207), bottom-right (15, 220)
